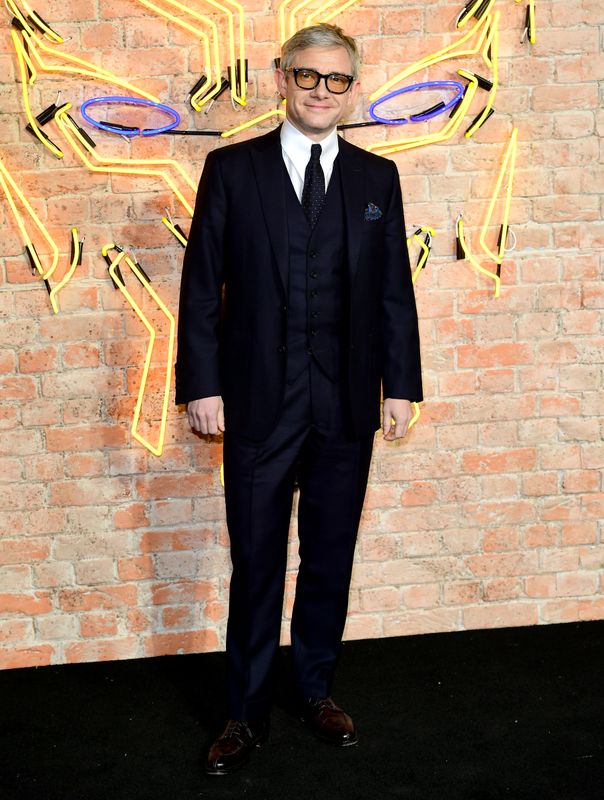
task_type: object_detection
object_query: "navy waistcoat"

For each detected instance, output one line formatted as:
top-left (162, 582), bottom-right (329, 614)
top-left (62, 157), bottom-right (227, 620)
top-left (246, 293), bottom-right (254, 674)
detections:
top-left (284, 156), bottom-right (348, 383)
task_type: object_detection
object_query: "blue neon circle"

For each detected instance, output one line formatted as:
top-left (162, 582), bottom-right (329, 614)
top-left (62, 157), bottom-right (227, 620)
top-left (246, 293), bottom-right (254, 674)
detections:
top-left (368, 81), bottom-right (465, 125)
top-left (80, 96), bottom-right (181, 137)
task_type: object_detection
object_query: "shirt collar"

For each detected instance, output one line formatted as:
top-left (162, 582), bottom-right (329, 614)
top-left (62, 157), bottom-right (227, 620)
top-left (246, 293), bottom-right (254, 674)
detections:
top-left (280, 119), bottom-right (339, 171)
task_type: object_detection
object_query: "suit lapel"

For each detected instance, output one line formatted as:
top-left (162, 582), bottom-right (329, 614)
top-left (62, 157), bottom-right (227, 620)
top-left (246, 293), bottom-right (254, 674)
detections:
top-left (337, 138), bottom-right (365, 286)
top-left (250, 127), bottom-right (289, 294)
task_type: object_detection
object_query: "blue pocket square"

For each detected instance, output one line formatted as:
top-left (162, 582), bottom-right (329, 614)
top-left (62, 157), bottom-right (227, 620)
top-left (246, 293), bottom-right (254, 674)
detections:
top-left (364, 202), bottom-right (382, 221)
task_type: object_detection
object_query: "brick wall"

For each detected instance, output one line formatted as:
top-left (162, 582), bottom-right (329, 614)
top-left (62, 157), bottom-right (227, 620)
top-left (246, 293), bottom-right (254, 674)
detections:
top-left (1, 0), bottom-right (602, 668)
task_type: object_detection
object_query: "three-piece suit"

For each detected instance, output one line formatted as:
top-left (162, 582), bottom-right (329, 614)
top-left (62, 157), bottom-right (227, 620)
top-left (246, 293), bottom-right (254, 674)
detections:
top-left (175, 125), bottom-right (422, 720)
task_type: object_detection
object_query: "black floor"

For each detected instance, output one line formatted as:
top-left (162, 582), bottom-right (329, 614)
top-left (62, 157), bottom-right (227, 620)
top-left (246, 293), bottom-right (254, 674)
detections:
top-left (1, 621), bottom-right (603, 800)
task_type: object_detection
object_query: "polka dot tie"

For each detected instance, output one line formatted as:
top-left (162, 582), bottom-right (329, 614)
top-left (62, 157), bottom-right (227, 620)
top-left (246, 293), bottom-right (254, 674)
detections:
top-left (301, 143), bottom-right (325, 229)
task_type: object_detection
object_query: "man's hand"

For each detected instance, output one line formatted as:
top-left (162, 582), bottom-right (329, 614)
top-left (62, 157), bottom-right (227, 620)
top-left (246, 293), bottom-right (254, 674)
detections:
top-left (382, 398), bottom-right (413, 441)
top-left (187, 396), bottom-right (225, 435)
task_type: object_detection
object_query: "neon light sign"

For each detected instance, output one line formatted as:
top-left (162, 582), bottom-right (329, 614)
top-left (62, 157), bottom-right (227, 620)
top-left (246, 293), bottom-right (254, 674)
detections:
top-left (366, 71), bottom-right (478, 156)
top-left (80, 96), bottom-right (181, 137)
top-left (102, 244), bottom-right (175, 457)
top-left (456, 127), bottom-right (518, 297)
top-left (369, 81), bottom-right (465, 125)
top-left (53, 104), bottom-right (196, 218)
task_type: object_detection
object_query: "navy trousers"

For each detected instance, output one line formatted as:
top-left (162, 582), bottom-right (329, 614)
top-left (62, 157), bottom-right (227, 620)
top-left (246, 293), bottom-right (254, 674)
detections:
top-left (222, 362), bottom-right (375, 720)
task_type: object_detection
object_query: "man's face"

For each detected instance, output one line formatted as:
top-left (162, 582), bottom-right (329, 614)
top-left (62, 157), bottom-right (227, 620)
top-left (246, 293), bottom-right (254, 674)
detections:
top-left (275, 45), bottom-right (360, 141)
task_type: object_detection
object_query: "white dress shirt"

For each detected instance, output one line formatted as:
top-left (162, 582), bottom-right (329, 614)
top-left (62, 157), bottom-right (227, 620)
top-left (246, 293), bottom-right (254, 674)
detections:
top-left (280, 119), bottom-right (339, 202)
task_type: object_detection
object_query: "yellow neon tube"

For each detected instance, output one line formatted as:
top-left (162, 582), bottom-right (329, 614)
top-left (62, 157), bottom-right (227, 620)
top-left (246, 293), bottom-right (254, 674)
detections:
top-left (278, 0), bottom-right (290, 44)
top-left (162, 216), bottom-right (189, 247)
top-left (407, 226), bottom-right (434, 285)
top-left (191, 84), bottom-right (219, 111)
top-left (54, 105), bottom-right (196, 191)
top-left (303, 0), bottom-right (330, 26)
top-left (53, 106), bottom-right (195, 216)
top-left (48, 228), bottom-right (81, 314)
top-left (103, 246), bottom-right (175, 457)
top-left (221, 107), bottom-right (286, 138)
top-left (12, 30), bottom-right (64, 159)
top-left (280, 0), bottom-right (315, 41)
top-left (405, 225), bottom-right (430, 431)
top-left (17, 34), bottom-right (38, 83)
top-left (369, 13), bottom-right (490, 102)
top-left (22, 1), bottom-right (64, 42)
top-left (6, 0), bottom-right (35, 37)
top-left (367, 72), bottom-right (478, 155)
top-left (465, 12), bottom-right (499, 138)
top-left (458, 0), bottom-right (484, 27)
top-left (479, 126), bottom-right (518, 264)
top-left (458, 217), bottom-right (500, 298)
top-left (514, 0), bottom-right (536, 44)
top-left (20, 29), bottom-right (160, 103)
top-left (135, 0), bottom-right (224, 109)
top-left (457, 0), bottom-right (495, 28)
top-left (307, 0), bottom-right (361, 27)
top-left (0, 170), bottom-right (44, 276)
top-left (164, 0), bottom-right (224, 109)
top-left (7, 0), bottom-right (63, 43)
top-left (286, 0), bottom-right (361, 40)
top-left (0, 157), bottom-right (59, 280)
top-left (199, 0), bottom-right (247, 106)
top-left (409, 402), bottom-right (421, 430)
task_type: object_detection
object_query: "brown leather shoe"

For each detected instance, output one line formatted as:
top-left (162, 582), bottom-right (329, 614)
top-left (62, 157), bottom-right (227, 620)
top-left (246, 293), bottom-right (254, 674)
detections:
top-left (301, 697), bottom-right (358, 746)
top-left (205, 719), bottom-right (268, 775)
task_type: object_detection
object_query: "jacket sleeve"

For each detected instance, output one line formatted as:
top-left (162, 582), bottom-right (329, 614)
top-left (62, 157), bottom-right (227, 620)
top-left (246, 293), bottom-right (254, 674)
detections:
top-left (381, 160), bottom-right (423, 402)
top-left (175, 150), bottom-right (227, 405)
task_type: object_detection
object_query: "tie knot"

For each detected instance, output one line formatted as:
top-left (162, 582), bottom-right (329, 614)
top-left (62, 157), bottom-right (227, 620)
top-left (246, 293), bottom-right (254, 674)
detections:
top-left (310, 143), bottom-right (322, 161)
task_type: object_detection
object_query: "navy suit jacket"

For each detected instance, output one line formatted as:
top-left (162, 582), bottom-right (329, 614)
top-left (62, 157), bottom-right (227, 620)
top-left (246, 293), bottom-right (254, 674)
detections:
top-left (175, 125), bottom-right (422, 441)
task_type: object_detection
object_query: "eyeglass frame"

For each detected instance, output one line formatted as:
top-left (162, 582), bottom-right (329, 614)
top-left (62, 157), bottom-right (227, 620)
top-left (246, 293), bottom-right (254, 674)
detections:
top-left (285, 67), bottom-right (355, 94)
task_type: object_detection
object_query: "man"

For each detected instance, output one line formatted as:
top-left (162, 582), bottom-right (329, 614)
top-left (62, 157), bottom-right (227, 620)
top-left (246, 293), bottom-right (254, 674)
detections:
top-left (175, 23), bottom-right (422, 775)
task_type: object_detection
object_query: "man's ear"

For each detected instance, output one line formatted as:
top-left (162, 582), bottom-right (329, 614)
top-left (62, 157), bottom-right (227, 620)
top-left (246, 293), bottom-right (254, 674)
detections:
top-left (345, 79), bottom-right (361, 115)
top-left (275, 68), bottom-right (287, 98)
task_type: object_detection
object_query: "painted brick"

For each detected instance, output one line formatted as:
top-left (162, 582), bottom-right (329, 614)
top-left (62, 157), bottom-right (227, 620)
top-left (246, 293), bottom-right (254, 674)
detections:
top-left (144, 629), bottom-right (219, 657)
top-left (1, 0), bottom-right (603, 669)
top-left (65, 637), bottom-right (140, 664)
top-left (382, 609), bottom-right (460, 636)
top-left (463, 603), bottom-right (538, 630)
top-left (58, 585), bottom-right (138, 612)
top-left (36, 614), bottom-right (79, 640)
top-left (80, 612), bottom-right (120, 638)
top-left (0, 646), bottom-right (55, 669)
top-left (0, 592), bottom-right (53, 615)
top-left (0, 619), bottom-right (33, 643)
top-left (0, 539), bottom-right (50, 567)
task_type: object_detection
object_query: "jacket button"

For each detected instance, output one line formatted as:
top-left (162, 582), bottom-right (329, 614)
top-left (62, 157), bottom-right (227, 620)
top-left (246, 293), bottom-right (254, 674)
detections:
top-left (282, 305), bottom-right (288, 312)
top-left (277, 345), bottom-right (286, 353)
